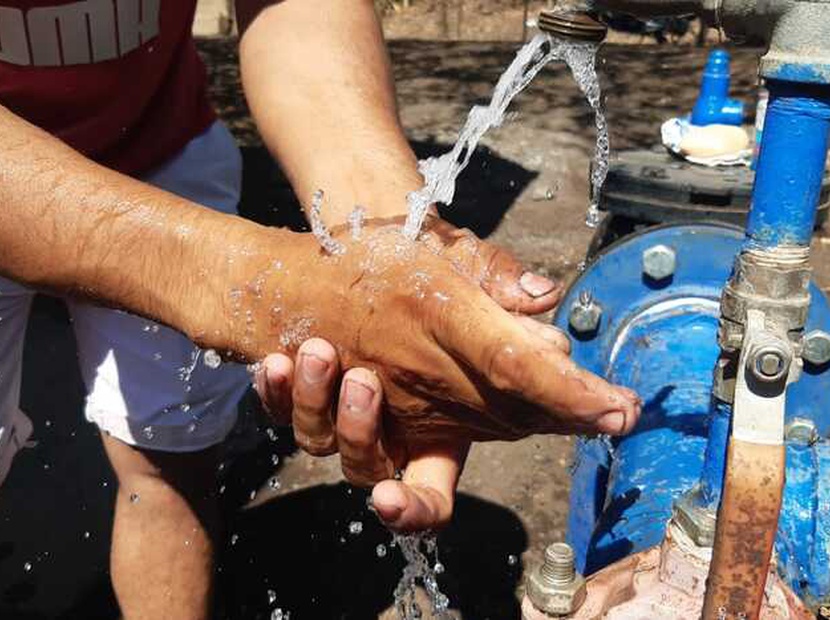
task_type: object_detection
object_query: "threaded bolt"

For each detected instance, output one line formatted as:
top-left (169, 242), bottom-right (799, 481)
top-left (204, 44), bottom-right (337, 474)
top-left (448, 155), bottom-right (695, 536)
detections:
top-left (540, 543), bottom-right (576, 586)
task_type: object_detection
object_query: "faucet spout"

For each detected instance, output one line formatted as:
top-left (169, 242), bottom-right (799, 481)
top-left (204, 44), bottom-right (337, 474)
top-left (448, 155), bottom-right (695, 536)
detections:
top-left (537, 10), bottom-right (608, 42)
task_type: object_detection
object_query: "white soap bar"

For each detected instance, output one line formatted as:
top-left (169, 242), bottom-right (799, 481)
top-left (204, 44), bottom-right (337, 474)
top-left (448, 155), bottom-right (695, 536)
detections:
top-left (679, 124), bottom-right (750, 158)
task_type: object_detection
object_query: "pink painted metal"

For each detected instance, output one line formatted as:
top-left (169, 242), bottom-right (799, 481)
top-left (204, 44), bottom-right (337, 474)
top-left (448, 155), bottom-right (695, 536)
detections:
top-left (521, 522), bottom-right (812, 620)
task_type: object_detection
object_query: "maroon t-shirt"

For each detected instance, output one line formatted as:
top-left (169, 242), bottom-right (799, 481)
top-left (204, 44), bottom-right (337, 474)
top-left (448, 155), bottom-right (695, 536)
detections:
top-left (0, 0), bottom-right (215, 175)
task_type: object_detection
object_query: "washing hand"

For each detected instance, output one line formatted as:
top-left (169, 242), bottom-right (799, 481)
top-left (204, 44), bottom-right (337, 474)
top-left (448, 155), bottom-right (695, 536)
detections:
top-left (244, 217), bottom-right (640, 530)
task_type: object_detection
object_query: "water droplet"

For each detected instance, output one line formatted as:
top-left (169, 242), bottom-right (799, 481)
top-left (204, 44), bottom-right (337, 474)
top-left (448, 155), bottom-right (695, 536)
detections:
top-left (376, 544), bottom-right (387, 558)
top-left (267, 589), bottom-right (277, 605)
top-left (83, 531), bottom-right (90, 539)
top-left (142, 426), bottom-right (154, 440)
top-left (507, 554), bottom-right (518, 566)
top-left (269, 477), bottom-right (281, 490)
top-left (249, 489), bottom-right (257, 501)
top-left (271, 454), bottom-right (280, 466)
top-left (45, 420), bottom-right (52, 428)
top-left (271, 609), bottom-right (285, 620)
top-left (151, 325), bottom-right (159, 333)
top-left (203, 349), bottom-right (222, 369)
top-left (180, 403), bottom-right (191, 413)
top-left (130, 493), bottom-right (140, 503)
top-left (23, 562), bottom-right (32, 572)
top-left (266, 427), bottom-right (278, 442)
top-left (433, 561), bottom-right (445, 574)
top-left (348, 521), bottom-right (363, 535)
top-left (187, 422), bottom-right (197, 434)
top-left (152, 352), bottom-right (162, 361)
top-left (230, 533), bottom-right (239, 546)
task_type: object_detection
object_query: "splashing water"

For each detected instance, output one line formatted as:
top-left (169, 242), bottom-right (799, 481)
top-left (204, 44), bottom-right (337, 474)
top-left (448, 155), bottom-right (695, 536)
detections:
top-left (392, 533), bottom-right (451, 619)
top-left (403, 32), bottom-right (609, 239)
top-left (349, 205), bottom-right (366, 240)
top-left (309, 190), bottom-right (346, 255)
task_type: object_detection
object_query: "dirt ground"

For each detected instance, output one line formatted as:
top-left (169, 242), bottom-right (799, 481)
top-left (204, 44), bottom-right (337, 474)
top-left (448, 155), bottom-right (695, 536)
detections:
top-left (4, 29), bottom-right (830, 620)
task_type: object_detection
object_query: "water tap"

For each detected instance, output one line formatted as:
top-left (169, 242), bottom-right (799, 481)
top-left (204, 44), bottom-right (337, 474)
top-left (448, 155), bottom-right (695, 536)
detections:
top-left (537, 10), bottom-right (608, 43)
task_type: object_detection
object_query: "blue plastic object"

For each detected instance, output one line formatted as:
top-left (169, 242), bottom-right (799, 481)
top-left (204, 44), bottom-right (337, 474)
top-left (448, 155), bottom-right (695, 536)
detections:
top-left (555, 223), bottom-right (830, 605)
top-left (691, 49), bottom-right (744, 126)
top-left (746, 80), bottom-right (830, 249)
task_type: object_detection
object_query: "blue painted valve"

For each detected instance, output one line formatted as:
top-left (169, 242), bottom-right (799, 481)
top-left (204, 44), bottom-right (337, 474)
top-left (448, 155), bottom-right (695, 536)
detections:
top-left (691, 48), bottom-right (745, 126)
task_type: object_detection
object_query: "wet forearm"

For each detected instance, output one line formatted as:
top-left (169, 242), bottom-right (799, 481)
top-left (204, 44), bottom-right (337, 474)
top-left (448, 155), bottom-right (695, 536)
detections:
top-left (0, 105), bottom-right (297, 356)
top-left (237, 0), bottom-right (423, 224)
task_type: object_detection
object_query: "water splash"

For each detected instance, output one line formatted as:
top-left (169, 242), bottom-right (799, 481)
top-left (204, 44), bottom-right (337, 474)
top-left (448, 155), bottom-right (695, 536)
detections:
top-left (309, 190), bottom-right (346, 255)
top-left (349, 205), bottom-right (366, 240)
top-left (393, 533), bottom-right (451, 619)
top-left (403, 32), bottom-right (609, 239)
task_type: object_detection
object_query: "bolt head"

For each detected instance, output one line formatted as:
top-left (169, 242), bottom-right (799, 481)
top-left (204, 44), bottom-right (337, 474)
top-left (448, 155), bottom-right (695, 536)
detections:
top-left (785, 417), bottom-right (818, 446)
top-left (568, 299), bottom-right (602, 334)
top-left (803, 330), bottom-right (830, 366)
top-left (642, 244), bottom-right (676, 281)
top-left (748, 343), bottom-right (791, 383)
top-left (758, 352), bottom-right (783, 377)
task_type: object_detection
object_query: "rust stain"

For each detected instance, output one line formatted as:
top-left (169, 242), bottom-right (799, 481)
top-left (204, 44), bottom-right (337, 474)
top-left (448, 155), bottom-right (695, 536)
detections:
top-left (702, 439), bottom-right (785, 620)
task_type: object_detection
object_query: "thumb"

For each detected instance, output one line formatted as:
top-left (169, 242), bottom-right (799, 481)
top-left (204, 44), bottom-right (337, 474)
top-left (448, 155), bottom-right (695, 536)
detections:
top-left (372, 441), bottom-right (470, 532)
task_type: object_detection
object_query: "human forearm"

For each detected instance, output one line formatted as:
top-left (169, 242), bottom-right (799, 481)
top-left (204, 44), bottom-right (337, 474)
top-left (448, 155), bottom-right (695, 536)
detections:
top-left (238, 0), bottom-right (423, 224)
top-left (0, 105), bottom-right (300, 357)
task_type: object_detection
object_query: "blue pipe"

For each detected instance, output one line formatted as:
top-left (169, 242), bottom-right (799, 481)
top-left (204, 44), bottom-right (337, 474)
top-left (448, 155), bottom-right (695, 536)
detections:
top-left (698, 398), bottom-right (730, 506)
top-left (746, 80), bottom-right (830, 249)
top-left (691, 49), bottom-right (744, 126)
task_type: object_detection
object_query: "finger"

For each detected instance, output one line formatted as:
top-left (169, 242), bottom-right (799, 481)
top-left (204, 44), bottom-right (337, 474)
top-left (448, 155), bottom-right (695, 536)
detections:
top-left (435, 295), bottom-right (641, 436)
top-left (253, 354), bottom-right (294, 425)
top-left (336, 368), bottom-right (395, 486)
top-left (515, 316), bottom-right (571, 354)
top-left (430, 224), bottom-right (563, 314)
top-left (372, 442), bottom-right (469, 532)
top-left (291, 338), bottom-right (340, 456)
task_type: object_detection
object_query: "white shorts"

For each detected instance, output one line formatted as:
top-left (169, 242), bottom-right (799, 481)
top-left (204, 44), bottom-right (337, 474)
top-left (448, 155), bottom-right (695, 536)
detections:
top-left (0, 122), bottom-right (251, 482)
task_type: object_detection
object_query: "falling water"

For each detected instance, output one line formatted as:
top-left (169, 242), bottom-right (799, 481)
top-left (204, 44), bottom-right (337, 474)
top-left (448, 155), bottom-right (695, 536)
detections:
top-left (403, 32), bottom-right (609, 239)
top-left (392, 532), bottom-right (451, 619)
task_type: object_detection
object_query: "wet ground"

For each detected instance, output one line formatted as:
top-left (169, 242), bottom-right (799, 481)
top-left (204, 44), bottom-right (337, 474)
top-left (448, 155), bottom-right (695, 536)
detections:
top-left (3, 39), bottom-right (830, 620)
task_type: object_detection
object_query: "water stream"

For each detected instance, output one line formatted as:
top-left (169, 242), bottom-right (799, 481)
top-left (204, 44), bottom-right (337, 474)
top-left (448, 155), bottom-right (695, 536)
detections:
top-left (402, 32), bottom-right (609, 240)
top-left (390, 32), bottom-right (609, 619)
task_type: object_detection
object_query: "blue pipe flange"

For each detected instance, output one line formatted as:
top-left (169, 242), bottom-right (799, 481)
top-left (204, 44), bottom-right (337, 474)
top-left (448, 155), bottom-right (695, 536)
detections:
top-left (554, 223), bottom-right (830, 606)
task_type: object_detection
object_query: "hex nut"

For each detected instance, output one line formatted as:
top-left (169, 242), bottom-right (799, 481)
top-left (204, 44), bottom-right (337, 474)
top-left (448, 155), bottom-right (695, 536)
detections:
top-left (747, 342), bottom-right (791, 383)
top-left (672, 487), bottom-right (716, 547)
top-left (642, 244), bottom-right (676, 281)
top-left (785, 417), bottom-right (818, 446)
top-left (803, 330), bottom-right (830, 366)
top-left (526, 565), bottom-right (587, 616)
top-left (568, 299), bottom-right (602, 334)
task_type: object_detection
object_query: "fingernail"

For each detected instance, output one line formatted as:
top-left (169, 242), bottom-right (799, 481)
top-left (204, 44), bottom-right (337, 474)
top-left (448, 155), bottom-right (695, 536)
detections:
top-left (520, 272), bottom-right (558, 298)
top-left (345, 379), bottom-right (375, 412)
top-left (599, 411), bottom-right (626, 434)
top-left (300, 353), bottom-right (329, 383)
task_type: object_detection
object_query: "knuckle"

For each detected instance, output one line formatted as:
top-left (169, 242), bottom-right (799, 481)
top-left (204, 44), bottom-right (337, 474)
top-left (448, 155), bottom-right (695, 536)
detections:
top-left (293, 430), bottom-right (337, 456)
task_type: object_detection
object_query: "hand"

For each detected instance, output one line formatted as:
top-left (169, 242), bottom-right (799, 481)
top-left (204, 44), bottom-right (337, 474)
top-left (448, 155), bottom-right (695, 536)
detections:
top-left (216, 215), bottom-right (639, 444)
top-left (247, 219), bottom-right (640, 530)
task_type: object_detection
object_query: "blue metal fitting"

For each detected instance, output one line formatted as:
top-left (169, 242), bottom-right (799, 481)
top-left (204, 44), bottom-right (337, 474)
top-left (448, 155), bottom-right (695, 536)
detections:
top-left (746, 80), bottom-right (830, 249)
top-left (691, 49), bottom-right (745, 127)
top-left (555, 223), bottom-right (830, 605)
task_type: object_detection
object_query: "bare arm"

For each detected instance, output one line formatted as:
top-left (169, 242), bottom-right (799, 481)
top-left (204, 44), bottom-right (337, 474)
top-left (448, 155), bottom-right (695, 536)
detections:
top-left (0, 105), bottom-right (295, 355)
top-left (237, 0), bottom-right (423, 224)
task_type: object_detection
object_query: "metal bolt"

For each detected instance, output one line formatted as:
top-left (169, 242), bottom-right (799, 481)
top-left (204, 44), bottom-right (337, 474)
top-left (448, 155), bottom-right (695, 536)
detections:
top-left (642, 244), bottom-right (676, 281)
top-left (803, 330), bottom-right (830, 366)
top-left (568, 291), bottom-right (602, 335)
top-left (747, 343), bottom-right (791, 383)
top-left (527, 542), bottom-right (587, 616)
top-left (785, 417), bottom-right (818, 446)
top-left (758, 352), bottom-right (783, 377)
top-left (540, 543), bottom-right (576, 585)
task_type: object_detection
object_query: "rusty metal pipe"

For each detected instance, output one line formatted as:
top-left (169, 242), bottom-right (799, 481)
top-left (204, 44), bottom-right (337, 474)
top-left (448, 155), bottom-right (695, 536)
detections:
top-left (702, 438), bottom-right (786, 619)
